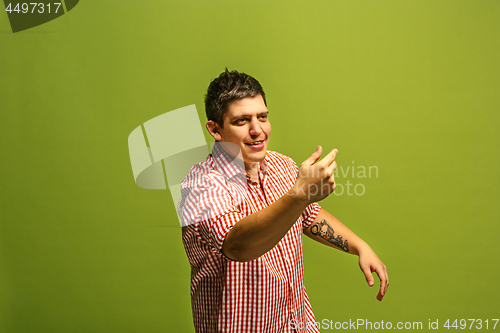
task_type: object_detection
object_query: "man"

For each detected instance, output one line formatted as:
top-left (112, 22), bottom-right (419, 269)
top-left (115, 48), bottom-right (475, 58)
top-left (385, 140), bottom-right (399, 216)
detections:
top-left (177, 69), bottom-right (388, 333)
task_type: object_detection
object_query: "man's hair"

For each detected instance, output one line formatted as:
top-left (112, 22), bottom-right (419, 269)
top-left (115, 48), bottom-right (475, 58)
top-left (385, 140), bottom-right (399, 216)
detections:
top-left (205, 69), bottom-right (266, 128)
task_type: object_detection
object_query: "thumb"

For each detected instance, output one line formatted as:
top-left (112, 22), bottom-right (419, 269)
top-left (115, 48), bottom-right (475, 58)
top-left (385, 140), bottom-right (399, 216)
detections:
top-left (302, 146), bottom-right (322, 166)
top-left (361, 264), bottom-right (375, 287)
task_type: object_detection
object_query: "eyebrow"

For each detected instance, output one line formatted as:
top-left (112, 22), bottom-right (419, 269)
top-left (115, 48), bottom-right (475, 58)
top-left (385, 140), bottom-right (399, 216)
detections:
top-left (230, 111), bottom-right (269, 121)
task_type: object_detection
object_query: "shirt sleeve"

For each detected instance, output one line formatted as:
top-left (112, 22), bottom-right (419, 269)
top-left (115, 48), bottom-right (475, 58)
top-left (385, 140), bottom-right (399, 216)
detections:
top-left (198, 210), bottom-right (245, 255)
top-left (178, 171), bottom-right (245, 256)
top-left (301, 202), bottom-right (321, 229)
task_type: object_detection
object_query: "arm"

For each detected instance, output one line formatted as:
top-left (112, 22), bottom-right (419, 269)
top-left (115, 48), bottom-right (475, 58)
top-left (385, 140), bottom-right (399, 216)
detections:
top-left (222, 146), bottom-right (338, 262)
top-left (304, 208), bottom-right (389, 301)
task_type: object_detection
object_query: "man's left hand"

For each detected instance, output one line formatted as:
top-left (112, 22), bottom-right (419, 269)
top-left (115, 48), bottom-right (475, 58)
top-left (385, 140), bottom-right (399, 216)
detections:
top-left (358, 247), bottom-right (389, 301)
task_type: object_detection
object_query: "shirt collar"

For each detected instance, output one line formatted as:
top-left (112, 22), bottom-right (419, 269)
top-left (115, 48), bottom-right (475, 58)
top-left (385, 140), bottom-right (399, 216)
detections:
top-left (211, 142), bottom-right (269, 180)
top-left (260, 154), bottom-right (270, 174)
top-left (211, 142), bottom-right (245, 180)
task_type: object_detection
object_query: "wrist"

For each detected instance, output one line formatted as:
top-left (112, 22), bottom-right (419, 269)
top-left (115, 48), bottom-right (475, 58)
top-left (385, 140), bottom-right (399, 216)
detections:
top-left (353, 241), bottom-right (371, 256)
top-left (287, 184), bottom-right (311, 207)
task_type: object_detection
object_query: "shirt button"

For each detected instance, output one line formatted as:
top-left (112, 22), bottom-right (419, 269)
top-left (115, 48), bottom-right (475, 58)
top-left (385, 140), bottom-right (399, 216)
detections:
top-left (284, 256), bottom-right (289, 262)
top-left (291, 308), bottom-right (295, 314)
top-left (290, 282), bottom-right (293, 288)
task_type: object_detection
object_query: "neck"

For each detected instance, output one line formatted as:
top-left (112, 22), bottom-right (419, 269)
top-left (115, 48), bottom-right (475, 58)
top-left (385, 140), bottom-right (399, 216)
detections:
top-left (245, 161), bottom-right (259, 179)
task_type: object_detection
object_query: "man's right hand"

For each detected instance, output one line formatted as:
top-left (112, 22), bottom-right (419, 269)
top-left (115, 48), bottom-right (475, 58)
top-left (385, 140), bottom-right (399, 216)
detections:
top-left (290, 146), bottom-right (338, 204)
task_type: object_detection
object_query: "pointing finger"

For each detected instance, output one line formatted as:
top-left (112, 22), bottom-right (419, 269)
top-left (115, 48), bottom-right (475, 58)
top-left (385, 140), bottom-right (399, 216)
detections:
top-left (301, 146), bottom-right (322, 167)
top-left (319, 148), bottom-right (338, 167)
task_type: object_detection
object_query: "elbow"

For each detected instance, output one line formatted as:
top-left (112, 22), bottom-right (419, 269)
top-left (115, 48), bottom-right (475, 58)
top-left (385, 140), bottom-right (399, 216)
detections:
top-left (222, 225), bottom-right (265, 262)
top-left (222, 242), bottom-right (258, 262)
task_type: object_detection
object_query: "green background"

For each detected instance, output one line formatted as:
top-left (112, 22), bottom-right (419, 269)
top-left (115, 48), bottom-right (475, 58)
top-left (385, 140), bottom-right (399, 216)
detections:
top-left (1, 0), bottom-right (499, 332)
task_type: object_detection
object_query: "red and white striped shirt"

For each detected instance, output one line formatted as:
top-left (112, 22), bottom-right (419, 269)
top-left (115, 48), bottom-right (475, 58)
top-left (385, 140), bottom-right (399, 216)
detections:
top-left (178, 143), bottom-right (321, 333)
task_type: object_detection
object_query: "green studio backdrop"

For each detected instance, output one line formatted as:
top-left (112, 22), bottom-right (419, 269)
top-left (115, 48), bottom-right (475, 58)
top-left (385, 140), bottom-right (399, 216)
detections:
top-left (1, 0), bottom-right (499, 332)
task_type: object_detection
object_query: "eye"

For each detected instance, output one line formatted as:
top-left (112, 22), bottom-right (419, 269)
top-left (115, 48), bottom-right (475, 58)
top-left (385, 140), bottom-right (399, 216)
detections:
top-left (235, 118), bottom-right (248, 125)
top-left (258, 115), bottom-right (268, 120)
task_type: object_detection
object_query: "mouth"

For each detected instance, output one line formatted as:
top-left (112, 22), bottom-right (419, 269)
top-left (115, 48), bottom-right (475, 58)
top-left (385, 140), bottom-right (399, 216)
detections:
top-left (244, 140), bottom-right (265, 149)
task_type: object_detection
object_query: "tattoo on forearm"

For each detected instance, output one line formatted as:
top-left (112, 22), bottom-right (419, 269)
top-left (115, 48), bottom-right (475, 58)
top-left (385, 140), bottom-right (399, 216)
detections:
top-left (310, 219), bottom-right (349, 252)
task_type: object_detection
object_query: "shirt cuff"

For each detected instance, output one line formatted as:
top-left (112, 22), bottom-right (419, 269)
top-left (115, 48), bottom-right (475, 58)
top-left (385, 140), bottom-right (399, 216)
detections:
top-left (301, 202), bottom-right (321, 229)
top-left (209, 211), bottom-right (245, 260)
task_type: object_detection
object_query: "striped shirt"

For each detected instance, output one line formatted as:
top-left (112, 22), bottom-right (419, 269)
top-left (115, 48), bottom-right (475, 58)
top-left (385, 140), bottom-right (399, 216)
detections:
top-left (178, 143), bottom-right (321, 333)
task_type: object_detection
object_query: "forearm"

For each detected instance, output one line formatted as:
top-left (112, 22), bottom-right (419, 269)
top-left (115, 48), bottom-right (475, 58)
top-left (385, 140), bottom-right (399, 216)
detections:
top-left (304, 208), bottom-right (370, 256)
top-left (223, 146), bottom-right (339, 262)
top-left (222, 190), bottom-right (309, 262)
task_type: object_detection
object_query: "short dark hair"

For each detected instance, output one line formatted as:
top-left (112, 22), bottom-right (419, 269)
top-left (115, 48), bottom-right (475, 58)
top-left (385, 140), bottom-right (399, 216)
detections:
top-left (205, 69), bottom-right (266, 128)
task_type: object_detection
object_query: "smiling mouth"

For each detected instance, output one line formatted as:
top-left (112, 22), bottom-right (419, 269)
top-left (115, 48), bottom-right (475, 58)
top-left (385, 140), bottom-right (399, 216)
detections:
top-left (245, 140), bottom-right (264, 146)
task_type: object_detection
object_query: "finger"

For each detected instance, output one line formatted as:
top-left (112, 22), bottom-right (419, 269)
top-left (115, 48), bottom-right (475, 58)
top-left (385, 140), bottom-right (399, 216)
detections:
top-left (326, 161), bottom-right (337, 178)
top-left (379, 267), bottom-right (389, 296)
top-left (321, 174), bottom-right (336, 193)
top-left (301, 146), bottom-right (322, 166)
top-left (374, 266), bottom-right (389, 301)
top-left (377, 277), bottom-right (388, 301)
top-left (360, 264), bottom-right (375, 287)
top-left (319, 148), bottom-right (338, 167)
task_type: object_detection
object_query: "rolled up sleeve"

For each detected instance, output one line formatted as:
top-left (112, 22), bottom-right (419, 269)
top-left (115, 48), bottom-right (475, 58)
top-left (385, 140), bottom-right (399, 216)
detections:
top-left (301, 202), bottom-right (321, 229)
top-left (178, 174), bottom-right (245, 256)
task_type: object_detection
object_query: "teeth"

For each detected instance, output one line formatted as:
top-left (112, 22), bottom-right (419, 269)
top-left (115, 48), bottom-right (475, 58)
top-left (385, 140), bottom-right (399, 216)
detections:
top-left (248, 141), bottom-right (263, 145)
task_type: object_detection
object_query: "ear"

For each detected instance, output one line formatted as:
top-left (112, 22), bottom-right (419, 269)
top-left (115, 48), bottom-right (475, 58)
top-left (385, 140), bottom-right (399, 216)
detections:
top-left (206, 120), bottom-right (222, 141)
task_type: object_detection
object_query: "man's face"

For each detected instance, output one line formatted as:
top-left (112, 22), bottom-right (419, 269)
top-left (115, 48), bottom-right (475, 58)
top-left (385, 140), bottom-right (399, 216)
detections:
top-left (212, 94), bottom-right (271, 168)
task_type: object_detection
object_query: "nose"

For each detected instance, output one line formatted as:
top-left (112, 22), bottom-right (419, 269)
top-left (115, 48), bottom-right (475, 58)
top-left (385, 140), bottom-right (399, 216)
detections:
top-left (249, 117), bottom-right (263, 137)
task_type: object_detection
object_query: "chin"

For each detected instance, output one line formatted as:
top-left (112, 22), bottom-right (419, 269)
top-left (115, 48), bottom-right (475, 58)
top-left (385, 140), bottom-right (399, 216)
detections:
top-left (253, 152), bottom-right (268, 162)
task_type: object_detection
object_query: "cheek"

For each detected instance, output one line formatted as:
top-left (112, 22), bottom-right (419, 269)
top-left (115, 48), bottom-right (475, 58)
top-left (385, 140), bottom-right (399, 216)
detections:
top-left (224, 127), bottom-right (244, 141)
top-left (265, 123), bottom-right (272, 137)
top-left (234, 130), bottom-right (250, 144)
